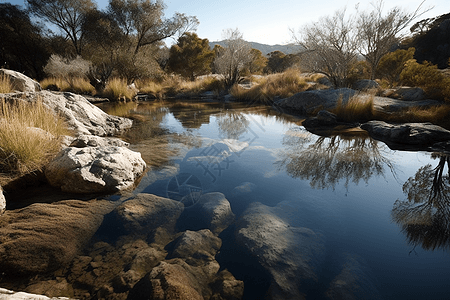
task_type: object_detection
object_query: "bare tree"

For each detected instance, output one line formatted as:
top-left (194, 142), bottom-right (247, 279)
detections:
top-left (291, 8), bottom-right (359, 87)
top-left (213, 28), bottom-right (253, 88)
top-left (26, 0), bottom-right (96, 55)
top-left (357, 0), bottom-right (431, 79)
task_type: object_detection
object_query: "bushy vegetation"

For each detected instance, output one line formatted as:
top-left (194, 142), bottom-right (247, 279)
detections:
top-left (400, 59), bottom-right (450, 101)
top-left (0, 98), bottom-right (69, 175)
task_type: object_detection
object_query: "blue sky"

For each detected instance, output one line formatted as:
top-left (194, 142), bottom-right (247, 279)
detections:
top-left (3, 0), bottom-right (449, 45)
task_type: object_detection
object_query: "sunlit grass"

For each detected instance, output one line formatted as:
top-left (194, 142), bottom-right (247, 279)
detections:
top-left (40, 77), bottom-right (95, 95)
top-left (0, 74), bottom-right (13, 93)
top-left (333, 93), bottom-right (375, 123)
top-left (136, 75), bottom-right (225, 99)
top-left (102, 78), bottom-right (137, 101)
top-left (230, 69), bottom-right (322, 103)
top-left (0, 97), bottom-right (69, 174)
top-left (384, 105), bottom-right (450, 129)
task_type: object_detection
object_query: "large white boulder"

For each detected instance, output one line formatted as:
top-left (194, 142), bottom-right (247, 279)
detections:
top-left (45, 146), bottom-right (146, 193)
top-left (0, 69), bottom-right (41, 92)
top-left (5, 91), bottom-right (132, 136)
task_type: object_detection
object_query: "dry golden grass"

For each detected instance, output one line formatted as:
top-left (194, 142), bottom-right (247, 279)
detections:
top-left (333, 93), bottom-right (375, 123)
top-left (0, 97), bottom-right (69, 174)
top-left (0, 74), bottom-right (13, 93)
top-left (102, 78), bottom-right (137, 101)
top-left (40, 77), bottom-right (95, 95)
top-left (230, 69), bottom-right (319, 103)
top-left (384, 105), bottom-right (450, 129)
top-left (136, 75), bottom-right (224, 99)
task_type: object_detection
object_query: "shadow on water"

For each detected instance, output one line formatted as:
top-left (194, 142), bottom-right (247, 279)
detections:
top-left (392, 153), bottom-right (450, 252)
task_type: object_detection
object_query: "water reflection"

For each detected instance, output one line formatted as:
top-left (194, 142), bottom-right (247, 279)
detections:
top-left (392, 154), bottom-right (450, 251)
top-left (217, 111), bottom-right (250, 140)
top-left (277, 128), bottom-right (396, 190)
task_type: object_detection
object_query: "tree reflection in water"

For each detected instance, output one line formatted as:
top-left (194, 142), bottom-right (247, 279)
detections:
top-left (216, 110), bottom-right (250, 140)
top-left (392, 154), bottom-right (450, 251)
top-left (277, 127), bottom-right (396, 190)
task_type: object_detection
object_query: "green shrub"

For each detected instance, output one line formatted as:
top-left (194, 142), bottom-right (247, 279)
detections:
top-left (376, 48), bottom-right (415, 86)
top-left (400, 59), bottom-right (450, 101)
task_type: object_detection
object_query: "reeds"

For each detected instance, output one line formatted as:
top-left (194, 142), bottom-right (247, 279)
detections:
top-left (0, 74), bottom-right (13, 93)
top-left (0, 97), bottom-right (69, 174)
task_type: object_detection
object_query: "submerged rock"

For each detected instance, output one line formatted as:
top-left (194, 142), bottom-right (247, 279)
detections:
top-left (231, 182), bottom-right (256, 196)
top-left (325, 254), bottom-right (382, 300)
top-left (178, 193), bottom-right (235, 235)
top-left (235, 202), bottom-right (326, 300)
top-left (129, 229), bottom-right (243, 300)
top-left (0, 200), bottom-right (115, 276)
top-left (112, 193), bottom-right (183, 240)
top-left (45, 146), bottom-right (146, 194)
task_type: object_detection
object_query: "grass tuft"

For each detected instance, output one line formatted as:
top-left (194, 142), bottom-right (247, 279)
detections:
top-left (333, 93), bottom-right (375, 122)
top-left (102, 78), bottom-right (137, 101)
top-left (0, 74), bottom-right (13, 93)
top-left (0, 97), bottom-right (69, 174)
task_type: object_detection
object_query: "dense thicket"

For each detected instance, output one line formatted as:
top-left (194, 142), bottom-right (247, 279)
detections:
top-left (0, 3), bottom-right (51, 80)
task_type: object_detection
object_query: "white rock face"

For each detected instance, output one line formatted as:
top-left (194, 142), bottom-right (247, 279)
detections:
top-left (45, 146), bottom-right (146, 193)
top-left (14, 91), bottom-right (132, 136)
top-left (0, 69), bottom-right (41, 92)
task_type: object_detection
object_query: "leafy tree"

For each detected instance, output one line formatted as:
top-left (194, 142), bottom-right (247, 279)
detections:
top-left (168, 32), bottom-right (215, 80)
top-left (213, 28), bottom-right (253, 88)
top-left (243, 48), bottom-right (268, 75)
top-left (26, 0), bottom-right (96, 55)
top-left (376, 47), bottom-right (415, 85)
top-left (264, 51), bottom-right (300, 73)
top-left (292, 8), bottom-right (359, 87)
top-left (265, 51), bottom-right (286, 73)
top-left (356, 0), bottom-right (429, 79)
top-left (0, 3), bottom-right (50, 80)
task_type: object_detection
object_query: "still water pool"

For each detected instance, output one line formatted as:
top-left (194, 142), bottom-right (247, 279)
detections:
top-left (100, 100), bottom-right (450, 299)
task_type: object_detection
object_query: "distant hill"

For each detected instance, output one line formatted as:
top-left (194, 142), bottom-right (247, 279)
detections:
top-left (209, 41), bottom-right (304, 56)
